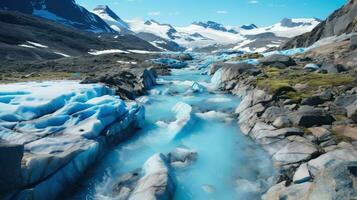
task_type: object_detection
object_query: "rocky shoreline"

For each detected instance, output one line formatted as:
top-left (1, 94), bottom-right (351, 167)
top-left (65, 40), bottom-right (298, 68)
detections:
top-left (213, 49), bottom-right (357, 199)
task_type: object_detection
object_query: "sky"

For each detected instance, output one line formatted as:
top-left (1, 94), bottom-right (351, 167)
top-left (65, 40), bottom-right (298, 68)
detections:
top-left (77, 0), bottom-right (347, 27)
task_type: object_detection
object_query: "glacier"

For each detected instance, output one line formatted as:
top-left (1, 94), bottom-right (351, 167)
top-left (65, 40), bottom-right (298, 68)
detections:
top-left (0, 81), bottom-right (145, 199)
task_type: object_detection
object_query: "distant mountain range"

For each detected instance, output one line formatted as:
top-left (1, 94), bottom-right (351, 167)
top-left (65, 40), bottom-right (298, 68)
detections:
top-left (0, 0), bottom-right (322, 53)
top-left (90, 5), bottom-right (321, 52)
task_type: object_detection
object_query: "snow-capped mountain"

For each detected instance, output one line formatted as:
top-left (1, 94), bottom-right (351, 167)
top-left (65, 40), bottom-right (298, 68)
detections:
top-left (86, 4), bottom-right (321, 52)
top-left (0, 0), bottom-right (115, 33)
top-left (124, 17), bottom-right (320, 52)
top-left (92, 5), bottom-right (131, 34)
top-left (239, 18), bottom-right (321, 38)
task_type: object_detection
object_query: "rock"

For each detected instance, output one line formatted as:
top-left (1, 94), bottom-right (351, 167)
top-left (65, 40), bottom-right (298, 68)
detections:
top-left (262, 181), bottom-right (312, 200)
top-left (293, 163), bottom-right (311, 184)
top-left (273, 116), bottom-right (292, 128)
top-left (307, 161), bottom-right (357, 200)
top-left (334, 94), bottom-right (357, 108)
top-left (321, 64), bottom-right (346, 73)
top-left (289, 106), bottom-right (335, 127)
top-left (0, 141), bottom-right (24, 193)
top-left (129, 153), bottom-right (175, 200)
top-left (235, 89), bottom-right (272, 114)
top-left (301, 89), bottom-right (333, 106)
top-left (350, 34), bottom-right (357, 49)
top-left (220, 63), bottom-right (260, 83)
top-left (167, 147), bottom-right (198, 168)
top-left (261, 106), bottom-right (286, 123)
top-left (272, 136), bottom-right (319, 165)
top-left (251, 126), bottom-right (304, 141)
top-left (303, 63), bottom-right (321, 71)
top-left (209, 62), bottom-right (224, 75)
top-left (259, 54), bottom-right (296, 68)
top-left (332, 125), bottom-right (357, 140)
top-left (307, 147), bottom-right (357, 176)
top-left (346, 100), bottom-right (357, 122)
top-left (308, 127), bottom-right (333, 143)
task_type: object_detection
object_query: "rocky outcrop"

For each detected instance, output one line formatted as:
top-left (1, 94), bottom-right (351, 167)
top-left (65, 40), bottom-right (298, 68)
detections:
top-left (81, 68), bottom-right (157, 100)
top-left (259, 54), bottom-right (296, 68)
top-left (281, 0), bottom-right (357, 49)
top-left (225, 65), bottom-right (357, 199)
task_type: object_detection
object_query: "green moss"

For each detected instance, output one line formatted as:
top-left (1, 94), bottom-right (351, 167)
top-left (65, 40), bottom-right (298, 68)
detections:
top-left (0, 72), bottom-right (84, 84)
top-left (230, 52), bottom-right (263, 62)
top-left (256, 67), bottom-right (357, 100)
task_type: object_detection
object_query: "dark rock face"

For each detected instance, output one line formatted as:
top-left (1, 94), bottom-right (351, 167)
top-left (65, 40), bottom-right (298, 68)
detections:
top-left (301, 90), bottom-right (333, 106)
top-left (281, 0), bottom-right (357, 49)
top-left (259, 54), bottom-right (296, 68)
top-left (0, 141), bottom-right (24, 193)
top-left (289, 106), bottom-right (335, 127)
top-left (0, 0), bottom-right (114, 33)
top-left (81, 68), bottom-right (157, 100)
top-left (321, 64), bottom-right (347, 73)
top-left (0, 11), bottom-right (158, 61)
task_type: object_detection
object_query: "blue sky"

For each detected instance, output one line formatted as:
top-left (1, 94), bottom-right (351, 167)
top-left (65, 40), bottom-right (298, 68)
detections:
top-left (77, 0), bottom-right (347, 26)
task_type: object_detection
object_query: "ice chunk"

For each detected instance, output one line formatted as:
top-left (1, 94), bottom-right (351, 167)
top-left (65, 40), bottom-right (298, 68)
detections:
top-left (211, 68), bottom-right (222, 86)
top-left (168, 102), bottom-right (196, 139)
top-left (191, 82), bottom-right (206, 93)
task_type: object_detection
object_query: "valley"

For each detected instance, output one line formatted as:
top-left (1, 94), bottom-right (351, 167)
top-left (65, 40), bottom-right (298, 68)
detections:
top-left (0, 0), bottom-right (357, 200)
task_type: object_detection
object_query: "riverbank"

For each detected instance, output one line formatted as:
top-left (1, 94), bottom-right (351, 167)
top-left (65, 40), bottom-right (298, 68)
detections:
top-left (212, 48), bottom-right (357, 199)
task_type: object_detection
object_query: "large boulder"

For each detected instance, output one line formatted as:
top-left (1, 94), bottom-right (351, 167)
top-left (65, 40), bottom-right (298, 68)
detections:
top-left (262, 181), bottom-right (312, 200)
top-left (307, 145), bottom-right (357, 176)
top-left (259, 54), bottom-right (296, 68)
top-left (346, 100), bottom-right (357, 122)
top-left (261, 106), bottom-right (286, 123)
top-left (220, 62), bottom-right (260, 83)
top-left (0, 141), bottom-right (24, 193)
top-left (321, 64), bottom-right (346, 74)
top-left (272, 136), bottom-right (319, 165)
top-left (306, 161), bottom-right (357, 200)
top-left (301, 89), bottom-right (333, 106)
top-left (289, 106), bottom-right (335, 127)
top-left (129, 153), bottom-right (175, 200)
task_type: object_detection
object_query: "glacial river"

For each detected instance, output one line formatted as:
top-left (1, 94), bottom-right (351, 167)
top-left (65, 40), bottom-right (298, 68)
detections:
top-left (66, 55), bottom-right (275, 200)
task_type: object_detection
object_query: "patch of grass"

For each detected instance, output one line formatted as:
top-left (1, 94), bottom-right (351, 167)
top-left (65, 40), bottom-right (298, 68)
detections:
top-left (256, 67), bottom-right (357, 100)
top-left (230, 52), bottom-right (263, 62)
top-left (0, 71), bottom-right (85, 84)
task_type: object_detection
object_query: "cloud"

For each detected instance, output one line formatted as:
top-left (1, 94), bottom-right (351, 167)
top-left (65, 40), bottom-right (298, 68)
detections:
top-left (148, 11), bottom-right (160, 16)
top-left (216, 10), bottom-right (228, 14)
top-left (249, 0), bottom-right (259, 4)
